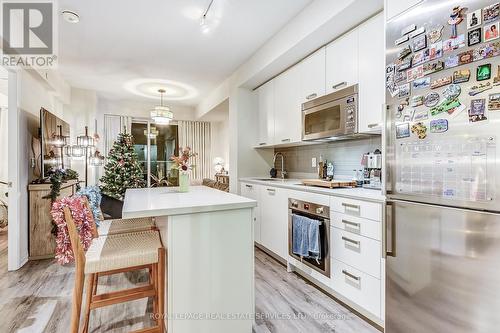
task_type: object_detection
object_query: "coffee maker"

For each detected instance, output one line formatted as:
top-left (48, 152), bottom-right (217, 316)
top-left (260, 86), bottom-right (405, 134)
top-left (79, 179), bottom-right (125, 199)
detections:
top-left (361, 149), bottom-right (382, 190)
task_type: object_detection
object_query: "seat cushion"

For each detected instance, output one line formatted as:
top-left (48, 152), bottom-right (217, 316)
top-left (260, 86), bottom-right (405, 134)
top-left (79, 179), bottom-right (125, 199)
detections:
top-left (98, 217), bottom-right (154, 236)
top-left (85, 230), bottom-right (162, 274)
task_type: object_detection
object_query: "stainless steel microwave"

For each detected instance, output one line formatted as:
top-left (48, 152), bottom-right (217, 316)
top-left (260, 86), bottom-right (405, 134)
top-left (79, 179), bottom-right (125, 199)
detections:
top-left (302, 84), bottom-right (359, 141)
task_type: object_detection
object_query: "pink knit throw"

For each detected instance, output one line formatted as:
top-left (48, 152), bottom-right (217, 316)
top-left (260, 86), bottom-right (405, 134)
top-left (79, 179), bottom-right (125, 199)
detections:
top-left (51, 196), bottom-right (94, 265)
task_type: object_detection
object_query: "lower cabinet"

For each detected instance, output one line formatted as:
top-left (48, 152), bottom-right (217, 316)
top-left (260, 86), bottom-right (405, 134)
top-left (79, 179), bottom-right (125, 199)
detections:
top-left (240, 182), bottom-right (261, 243)
top-left (259, 186), bottom-right (288, 259)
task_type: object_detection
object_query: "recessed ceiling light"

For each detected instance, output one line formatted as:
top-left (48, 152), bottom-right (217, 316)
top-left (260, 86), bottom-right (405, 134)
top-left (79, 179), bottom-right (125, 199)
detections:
top-left (62, 10), bottom-right (80, 24)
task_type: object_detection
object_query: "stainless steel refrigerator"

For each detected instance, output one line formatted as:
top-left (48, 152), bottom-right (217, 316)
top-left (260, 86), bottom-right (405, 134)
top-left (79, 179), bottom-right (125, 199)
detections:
top-left (384, 0), bottom-right (500, 332)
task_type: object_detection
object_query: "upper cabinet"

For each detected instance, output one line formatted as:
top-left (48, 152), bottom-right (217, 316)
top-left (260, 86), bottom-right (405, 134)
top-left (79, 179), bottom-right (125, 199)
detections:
top-left (358, 13), bottom-right (384, 133)
top-left (385, 0), bottom-right (423, 21)
top-left (326, 29), bottom-right (359, 94)
top-left (274, 65), bottom-right (302, 145)
top-left (298, 47), bottom-right (326, 104)
top-left (257, 81), bottom-right (275, 146)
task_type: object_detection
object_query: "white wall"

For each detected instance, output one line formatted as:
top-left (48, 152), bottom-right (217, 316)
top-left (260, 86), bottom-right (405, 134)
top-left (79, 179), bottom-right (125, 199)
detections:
top-left (211, 115), bottom-right (229, 171)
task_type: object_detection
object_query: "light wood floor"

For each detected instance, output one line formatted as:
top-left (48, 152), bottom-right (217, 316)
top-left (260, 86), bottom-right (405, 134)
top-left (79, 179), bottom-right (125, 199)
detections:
top-left (0, 247), bottom-right (378, 333)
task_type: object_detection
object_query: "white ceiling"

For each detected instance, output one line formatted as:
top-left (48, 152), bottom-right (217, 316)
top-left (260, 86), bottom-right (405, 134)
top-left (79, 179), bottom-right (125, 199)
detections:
top-left (58, 0), bottom-right (313, 106)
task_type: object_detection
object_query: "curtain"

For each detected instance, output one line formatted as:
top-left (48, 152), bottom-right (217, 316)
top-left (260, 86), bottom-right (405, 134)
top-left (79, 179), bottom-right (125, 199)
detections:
top-left (178, 121), bottom-right (212, 181)
top-left (103, 114), bottom-right (132, 156)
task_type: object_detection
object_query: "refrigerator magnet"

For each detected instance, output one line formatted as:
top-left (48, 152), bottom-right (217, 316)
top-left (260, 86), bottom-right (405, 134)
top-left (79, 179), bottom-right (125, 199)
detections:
top-left (468, 82), bottom-right (493, 96)
top-left (431, 76), bottom-right (452, 89)
top-left (397, 56), bottom-right (413, 71)
top-left (430, 99), bottom-right (461, 117)
top-left (453, 69), bottom-right (471, 83)
top-left (448, 6), bottom-right (466, 39)
top-left (467, 9), bottom-right (482, 29)
top-left (424, 92), bottom-right (440, 107)
top-left (397, 45), bottom-right (412, 60)
top-left (406, 65), bottom-right (424, 82)
top-left (444, 55), bottom-right (459, 68)
top-left (477, 64), bottom-right (492, 81)
top-left (443, 34), bottom-right (466, 53)
top-left (443, 84), bottom-right (461, 101)
top-left (484, 21), bottom-right (499, 42)
top-left (398, 83), bottom-right (411, 99)
top-left (428, 41), bottom-right (443, 60)
top-left (401, 24), bottom-right (417, 36)
top-left (410, 95), bottom-right (424, 107)
top-left (423, 60), bottom-right (445, 76)
top-left (411, 122), bottom-right (428, 139)
top-left (412, 34), bottom-right (427, 52)
top-left (395, 35), bottom-right (409, 46)
top-left (396, 123), bottom-right (410, 139)
top-left (488, 93), bottom-right (500, 110)
top-left (469, 99), bottom-right (488, 122)
top-left (413, 108), bottom-right (429, 122)
top-left (413, 77), bottom-right (430, 90)
top-left (409, 26), bottom-right (426, 39)
top-left (483, 3), bottom-right (500, 24)
top-left (458, 50), bottom-right (474, 64)
top-left (494, 65), bottom-right (500, 84)
top-left (394, 70), bottom-right (407, 83)
top-left (430, 119), bottom-right (448, 133)
top-left (468, 28), bottom-right (482, 46)
top-left (428, 25), bottom-right (444, 44)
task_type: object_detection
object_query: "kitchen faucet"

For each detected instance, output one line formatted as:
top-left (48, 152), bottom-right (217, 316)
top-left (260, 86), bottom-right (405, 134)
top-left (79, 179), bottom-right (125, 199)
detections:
top-left (273, 152), bottom-right (287, 179)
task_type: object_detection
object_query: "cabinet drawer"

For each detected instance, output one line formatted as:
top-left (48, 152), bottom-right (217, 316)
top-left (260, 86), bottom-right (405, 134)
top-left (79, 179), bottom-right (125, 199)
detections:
top-left (331, 227), bottom-right (381, 278)
top-left (331, 258), bottom-right (381, 318)
top-left (330, 196), bottom-right (382, 221)
top-left (331, 212), bottom-right (381, 241)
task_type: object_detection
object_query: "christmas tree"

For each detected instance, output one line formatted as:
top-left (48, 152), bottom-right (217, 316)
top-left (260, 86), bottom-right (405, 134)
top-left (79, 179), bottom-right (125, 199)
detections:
top-left (100, 132), bottom-right (145, 200)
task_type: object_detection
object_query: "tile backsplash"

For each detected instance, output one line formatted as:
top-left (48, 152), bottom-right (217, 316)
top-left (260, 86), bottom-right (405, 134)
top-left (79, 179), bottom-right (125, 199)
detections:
top-left (274, 137), bottom-right (381, 179)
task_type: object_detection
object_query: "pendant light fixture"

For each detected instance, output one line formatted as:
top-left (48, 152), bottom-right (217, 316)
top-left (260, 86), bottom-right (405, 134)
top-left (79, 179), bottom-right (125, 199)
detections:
top-left (53, 125), bottom-right (69, 148)
top-left (200, 0), bottom-right (215, 34)
top-left (150, 89), bottom-right (173, 125)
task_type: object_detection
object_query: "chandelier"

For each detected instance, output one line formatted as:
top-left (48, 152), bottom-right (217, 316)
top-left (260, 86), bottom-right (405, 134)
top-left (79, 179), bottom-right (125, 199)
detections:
top-left (150, 89), bottom-right (173, 125)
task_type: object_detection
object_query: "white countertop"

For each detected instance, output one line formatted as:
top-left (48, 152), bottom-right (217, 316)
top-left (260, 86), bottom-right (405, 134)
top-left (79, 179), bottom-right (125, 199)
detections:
top-left (240, 177), bottom-right (386, 202)
top-left (122, 186), bottom-right (257, 218)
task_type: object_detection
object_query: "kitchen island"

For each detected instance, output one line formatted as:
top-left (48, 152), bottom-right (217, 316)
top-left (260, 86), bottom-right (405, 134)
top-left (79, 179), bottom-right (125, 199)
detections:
top-left (122, 186), bottom-right (257, 333)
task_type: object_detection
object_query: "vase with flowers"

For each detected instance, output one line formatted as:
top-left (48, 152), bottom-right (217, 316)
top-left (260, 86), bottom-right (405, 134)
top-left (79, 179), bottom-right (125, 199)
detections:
top-left (171, 147), bottom-right (197, 192)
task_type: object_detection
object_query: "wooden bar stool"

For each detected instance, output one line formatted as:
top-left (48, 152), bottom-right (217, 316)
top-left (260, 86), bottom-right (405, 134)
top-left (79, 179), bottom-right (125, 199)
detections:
top-left (64, 207), bottom-right (166, 333)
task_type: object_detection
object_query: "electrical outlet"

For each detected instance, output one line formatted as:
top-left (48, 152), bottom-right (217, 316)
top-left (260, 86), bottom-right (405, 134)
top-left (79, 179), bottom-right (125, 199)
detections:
top-left (311, 157), bottom-right (317, 168)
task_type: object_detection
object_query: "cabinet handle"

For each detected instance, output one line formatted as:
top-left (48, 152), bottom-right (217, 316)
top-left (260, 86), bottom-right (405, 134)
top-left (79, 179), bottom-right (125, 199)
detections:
top-left (306, 93), bottom-right (317, 100)
top-left (342, 236), bottom-right (360, 246)
top-left (245, 184), bottom-right (253, 188)
top-left (266, 188), bottom-right (276, 193)
top-left (368, 123), bottom-right (380, 128)
top-left (342, 202), bottom-right (360, 211)
top-left (342, 219), bottom-right (360, 229)
top-left (341, 269), bottom-right (360, 281)
top-left (281, 138), bottom-right (291, 143)
top-left (332, 81), bottom-right (347, 90)
top-left (258, 142), bottom-right (267, 146)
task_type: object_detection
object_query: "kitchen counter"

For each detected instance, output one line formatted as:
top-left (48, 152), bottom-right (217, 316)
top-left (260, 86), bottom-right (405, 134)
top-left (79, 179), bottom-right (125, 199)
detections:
top-left (122, 185), bottom-right (257, 218)
top-left (122, 186), bottom-right (256, 333)
top-left (239, 177), bottom-right (385, 202)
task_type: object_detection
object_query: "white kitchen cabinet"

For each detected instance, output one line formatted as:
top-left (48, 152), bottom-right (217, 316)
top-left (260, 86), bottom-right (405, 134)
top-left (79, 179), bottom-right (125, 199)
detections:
top-left (386, 0), bottom-right (423, 21)
top-left (358, 13), bottom-right (385, 133)
top-left (256, 81), bottom-right (275, 146)
top-left (326, 29), bottom-right (359, 94)
top-left (298, 47), bottom-right (326, 104)
top-left (240, 182), bottom-right (261, 244)
top-left (259, 186), bottom-right (288, 259)
top-left (273, 66), bottom-right (302, 145)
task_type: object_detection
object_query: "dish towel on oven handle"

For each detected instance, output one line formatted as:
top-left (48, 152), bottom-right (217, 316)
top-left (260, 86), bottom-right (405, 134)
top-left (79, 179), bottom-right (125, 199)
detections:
top-left (292, 214), bottom-right (321, 262)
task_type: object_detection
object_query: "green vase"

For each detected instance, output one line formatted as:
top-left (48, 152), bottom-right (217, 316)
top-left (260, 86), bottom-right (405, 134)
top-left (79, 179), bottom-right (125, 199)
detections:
top-left (179, 173), bottom-right (189, 192)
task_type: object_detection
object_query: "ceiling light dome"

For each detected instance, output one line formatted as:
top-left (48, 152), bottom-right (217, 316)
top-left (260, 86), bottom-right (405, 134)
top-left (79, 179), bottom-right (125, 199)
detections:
top-left (150, 89), bottom-right (173, 124)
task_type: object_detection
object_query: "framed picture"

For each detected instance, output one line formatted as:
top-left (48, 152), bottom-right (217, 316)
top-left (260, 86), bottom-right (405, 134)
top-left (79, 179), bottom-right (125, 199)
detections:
top-left (484, 22), bottom-right (500, 42)
top-left (467, 9), bottom-right (482, 29)
top-left (468, 28), bottom-right (482, 46)
top-left (483, 3), bottom-right (500, 23)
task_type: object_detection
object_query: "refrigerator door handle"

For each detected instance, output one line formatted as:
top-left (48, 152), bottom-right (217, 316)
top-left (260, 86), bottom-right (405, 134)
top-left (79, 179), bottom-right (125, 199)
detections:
top-left (383, 201), bottom-right (396, 258)
top-left (382, 103), bottom-right (393, 195)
